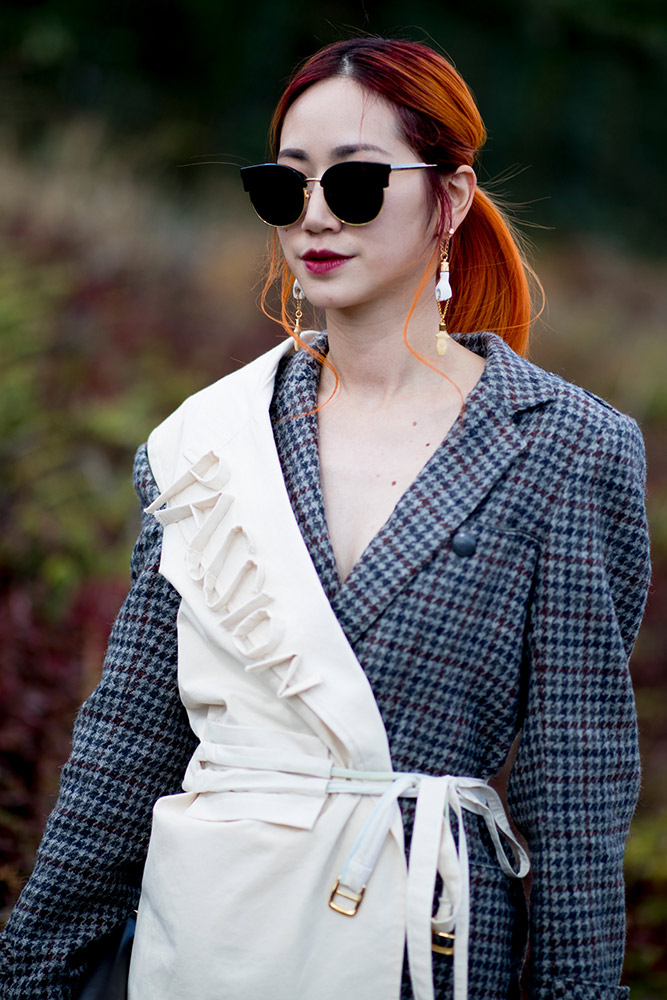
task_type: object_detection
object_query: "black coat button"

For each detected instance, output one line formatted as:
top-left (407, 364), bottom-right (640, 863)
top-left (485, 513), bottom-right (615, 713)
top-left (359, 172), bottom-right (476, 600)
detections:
top-left (451, 530), bottom-right (477, 557)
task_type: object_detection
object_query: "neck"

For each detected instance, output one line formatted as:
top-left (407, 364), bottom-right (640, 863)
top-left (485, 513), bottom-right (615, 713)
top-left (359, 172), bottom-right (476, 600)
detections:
top-left (321, 293), bottom-right (445, 401)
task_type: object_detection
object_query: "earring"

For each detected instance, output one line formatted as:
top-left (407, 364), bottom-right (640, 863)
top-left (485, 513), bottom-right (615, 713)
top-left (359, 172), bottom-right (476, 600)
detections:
top-left (292, 278), bottom-right (305, 350)
top-left (435, 228), bottom-right (454, 357)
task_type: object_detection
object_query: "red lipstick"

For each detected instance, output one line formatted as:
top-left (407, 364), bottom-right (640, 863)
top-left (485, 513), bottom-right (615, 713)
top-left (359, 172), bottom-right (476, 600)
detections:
top-left (302, 249), bottom-right (351, 274)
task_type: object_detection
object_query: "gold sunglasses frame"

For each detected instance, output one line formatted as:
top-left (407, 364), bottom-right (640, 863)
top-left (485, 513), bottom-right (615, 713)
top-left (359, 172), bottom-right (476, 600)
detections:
top-left (241, 161), bottom-right (437, 227)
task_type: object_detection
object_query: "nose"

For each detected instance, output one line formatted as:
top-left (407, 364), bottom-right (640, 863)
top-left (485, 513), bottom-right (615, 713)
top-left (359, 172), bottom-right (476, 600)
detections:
top-left (300, 179), bottom-right (341, 232)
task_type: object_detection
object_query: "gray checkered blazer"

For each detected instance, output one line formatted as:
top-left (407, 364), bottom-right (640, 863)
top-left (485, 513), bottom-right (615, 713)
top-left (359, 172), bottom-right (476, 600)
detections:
top-left (0, 332), bottom-right (650, 1000)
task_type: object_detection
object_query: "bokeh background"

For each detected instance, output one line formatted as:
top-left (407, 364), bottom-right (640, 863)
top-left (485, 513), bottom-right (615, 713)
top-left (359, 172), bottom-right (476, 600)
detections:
top-left (1, 1), bottom-right (665, 994)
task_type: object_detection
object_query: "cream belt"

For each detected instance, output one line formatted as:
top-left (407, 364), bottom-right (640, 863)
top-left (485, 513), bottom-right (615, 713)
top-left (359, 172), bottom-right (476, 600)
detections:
top-left (187, 742), bottom-right (530, 1000)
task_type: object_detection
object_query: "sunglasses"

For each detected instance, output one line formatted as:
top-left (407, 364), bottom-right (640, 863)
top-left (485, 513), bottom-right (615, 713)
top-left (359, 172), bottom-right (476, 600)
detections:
top-left (239, 161), bottom-right (437, 228)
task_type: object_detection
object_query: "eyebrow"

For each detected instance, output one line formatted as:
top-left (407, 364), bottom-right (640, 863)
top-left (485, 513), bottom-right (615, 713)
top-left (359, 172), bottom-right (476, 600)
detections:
top-left (277, 142), bottom-right (391, 160)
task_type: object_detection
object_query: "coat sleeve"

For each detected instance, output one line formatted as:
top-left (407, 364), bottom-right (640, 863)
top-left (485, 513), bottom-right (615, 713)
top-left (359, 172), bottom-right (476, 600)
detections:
top-left (0, 446), bottom-right (198, 1000)
top-left (507, 410), bottom-right (651, 1000)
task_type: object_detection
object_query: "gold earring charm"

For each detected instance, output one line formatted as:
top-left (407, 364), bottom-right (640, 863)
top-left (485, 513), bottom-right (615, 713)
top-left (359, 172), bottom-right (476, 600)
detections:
top-left (435, 228), bottom-right (454, 357)
top-left (292, 278), bottom-right (305, 349)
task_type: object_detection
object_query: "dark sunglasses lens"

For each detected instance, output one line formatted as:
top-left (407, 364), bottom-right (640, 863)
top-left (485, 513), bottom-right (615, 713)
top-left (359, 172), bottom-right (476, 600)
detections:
top-left (240, 165), bottom-right (305, 227)
top-left (323, 162), bottom-right (388, 225)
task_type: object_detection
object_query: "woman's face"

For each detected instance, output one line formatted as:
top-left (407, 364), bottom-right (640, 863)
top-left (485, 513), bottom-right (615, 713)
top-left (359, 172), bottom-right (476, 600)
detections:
top-left (276, 76), bottom-right (439, 318)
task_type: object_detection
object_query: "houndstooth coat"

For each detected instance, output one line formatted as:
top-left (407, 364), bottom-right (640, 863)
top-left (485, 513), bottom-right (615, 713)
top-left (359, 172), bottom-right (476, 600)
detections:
top-left (0, 331), bottom-right (650, 1000)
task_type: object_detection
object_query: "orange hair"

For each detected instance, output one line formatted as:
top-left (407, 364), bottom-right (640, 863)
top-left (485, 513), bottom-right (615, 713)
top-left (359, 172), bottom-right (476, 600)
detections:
top-left (260, 37), bottom-right (540, 359)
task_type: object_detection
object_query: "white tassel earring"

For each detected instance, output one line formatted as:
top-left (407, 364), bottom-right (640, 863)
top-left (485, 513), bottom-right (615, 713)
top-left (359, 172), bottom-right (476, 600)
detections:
top-left (292, 278), bottom-right (305, 349)
top-left (435, 228), bottom-right (454, 357)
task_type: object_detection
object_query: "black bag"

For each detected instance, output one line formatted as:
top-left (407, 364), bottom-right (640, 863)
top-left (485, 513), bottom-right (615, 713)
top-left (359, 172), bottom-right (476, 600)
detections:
top-left (78, 914), bottom-right (136, 1000)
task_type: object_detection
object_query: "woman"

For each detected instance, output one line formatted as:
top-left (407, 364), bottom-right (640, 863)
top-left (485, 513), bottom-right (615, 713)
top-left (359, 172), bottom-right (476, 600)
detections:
top-left (0, 37), bottom-right (650, 1000)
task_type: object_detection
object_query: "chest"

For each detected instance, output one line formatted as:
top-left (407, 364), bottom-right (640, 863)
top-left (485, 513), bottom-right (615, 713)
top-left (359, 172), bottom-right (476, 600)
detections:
top-left (317, 398), bottom-right (462, 581)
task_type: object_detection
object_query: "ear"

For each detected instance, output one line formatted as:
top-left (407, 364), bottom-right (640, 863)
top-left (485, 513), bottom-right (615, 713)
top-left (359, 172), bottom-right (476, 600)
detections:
top-left (445, 165), bottom-right (476, 232)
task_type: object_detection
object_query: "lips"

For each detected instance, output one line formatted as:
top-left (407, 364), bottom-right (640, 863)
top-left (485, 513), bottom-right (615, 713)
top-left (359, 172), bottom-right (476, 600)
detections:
top-left (301, 249), bottom-right (351, 274)
top-left (302, 249), bottom-right (349, 261)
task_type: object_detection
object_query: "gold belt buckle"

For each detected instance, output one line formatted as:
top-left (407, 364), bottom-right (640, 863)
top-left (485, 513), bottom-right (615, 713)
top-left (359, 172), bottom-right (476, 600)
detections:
top-left (432, 930), bottom-right (455, 956)
top-left (328, 877), bottom-right (366, 916)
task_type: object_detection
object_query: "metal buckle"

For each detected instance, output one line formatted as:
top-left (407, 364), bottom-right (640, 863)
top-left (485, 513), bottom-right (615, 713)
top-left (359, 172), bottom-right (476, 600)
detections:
top-left (432, 930), bottom-right (455, 956)
top-left (328, 877), bottom-right (366, 916)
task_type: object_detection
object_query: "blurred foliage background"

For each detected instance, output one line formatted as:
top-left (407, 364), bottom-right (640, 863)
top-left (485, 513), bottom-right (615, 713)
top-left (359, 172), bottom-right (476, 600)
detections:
top-left (0, 1), bottom-right (665, 995)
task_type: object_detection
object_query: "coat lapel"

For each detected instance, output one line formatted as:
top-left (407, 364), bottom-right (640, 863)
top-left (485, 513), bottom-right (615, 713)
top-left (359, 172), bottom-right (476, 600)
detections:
top-left (270, 339), bottom-right (342, 604)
